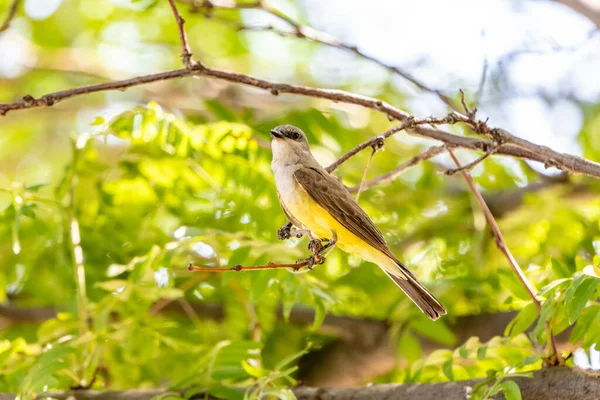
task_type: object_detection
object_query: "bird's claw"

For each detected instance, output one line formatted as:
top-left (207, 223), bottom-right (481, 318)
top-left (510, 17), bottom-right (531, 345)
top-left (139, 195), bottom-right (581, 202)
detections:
top-left (296, 253), bottom-right (325, 270)
top-left (277, 222), bottom-right (293, 240)
top-left (308, 239), bottom-right (323, 253)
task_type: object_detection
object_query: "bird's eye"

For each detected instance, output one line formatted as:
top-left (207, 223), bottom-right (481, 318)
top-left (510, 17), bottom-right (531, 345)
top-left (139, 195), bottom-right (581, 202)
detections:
top-left (291, 132), bottom-right (300, 140)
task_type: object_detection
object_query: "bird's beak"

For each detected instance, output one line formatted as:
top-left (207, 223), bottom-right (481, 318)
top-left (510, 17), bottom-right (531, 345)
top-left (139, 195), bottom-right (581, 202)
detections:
top-left (270, 129), bottom-right (283, 139)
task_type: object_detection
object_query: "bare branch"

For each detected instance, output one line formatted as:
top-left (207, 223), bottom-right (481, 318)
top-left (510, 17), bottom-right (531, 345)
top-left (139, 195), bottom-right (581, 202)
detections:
top-left (448, 149), bottom-right (559, 358)
top-left (448, 149), bottom-right (539, 306)
top-left (443, 147), bottom-right (497, 175)
top-left (3, 367), bottom-right (597, 400)
top-left (188, 260), bottom-right (309, 272)
top-left (354, 146), bottom-right (377, 203)
top-left (348, 145), bottom-right (448, 193)
top-left (326, 114), bottom-right (463, 173)
top-left (182, 0), bottom-right (460, 109)
top-left (1, 64), bottom-right (599, 180)
top-left (0, 0), bottom-right (20, 33)
top-left (166, 0), bottom-right (197, 68)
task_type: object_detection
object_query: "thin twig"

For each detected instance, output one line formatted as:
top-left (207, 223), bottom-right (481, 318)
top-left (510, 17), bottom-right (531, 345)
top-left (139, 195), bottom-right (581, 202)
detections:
top-left (149, 273), bottom-right (208, 314)
top-left (326, 131), bottom-right (393, 173)
top-left (355, 146), bottom-right (377, 203)
top-left (188, 261), bottom-right (308, 272)
top-left (0, 0), bottom-right (20, 33)
top-left (326, 115), bottom-right (454, 173)
top-left (448, 149), bottom-right (558, 357)
top-left (349, 145), bottom-right (448, 193)
top-left (443, 147), bottom-right (497, 175)
top-left (166, 0), bottom-right (197, 68)
top-left (448, 150), bottom-right (540, 308)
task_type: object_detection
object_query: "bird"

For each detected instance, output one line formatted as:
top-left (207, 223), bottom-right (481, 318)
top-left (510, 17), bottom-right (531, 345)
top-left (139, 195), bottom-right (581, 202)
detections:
top-left (270, 124), bottom-right (446, 320)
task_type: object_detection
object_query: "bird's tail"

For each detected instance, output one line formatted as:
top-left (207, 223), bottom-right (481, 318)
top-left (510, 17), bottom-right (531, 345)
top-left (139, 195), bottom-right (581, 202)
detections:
top-left (384, 259), bottom-right (446, 320)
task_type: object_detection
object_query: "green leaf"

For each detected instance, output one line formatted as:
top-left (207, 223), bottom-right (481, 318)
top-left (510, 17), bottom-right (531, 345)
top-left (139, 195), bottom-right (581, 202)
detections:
top-left (262, 387), bottom-right (297, 400)
top-left (531, 299), bottom-right (553, 342)
top-left (281, 284), bottom-right (302, 322)
top-left (566, 275), bottom-right (599, 323)
top-left (275, 345), bottom-right (310, 371)
top-left (310, 297), bottom-right (327, 332)
top-left (90, 116), bottom-right (106, 126)
top-left (25, 183), bottom-right (48, 192)
top-left (551, 258), bottom-right (571, 279)
top-left (575, 256), bottom-right (588, 272)
top-left (442, 356), bottom-right (454, 380)
top-left (505, 303), bottom-right (538, 337)
top-left (21, 347), bottom-right (75, 393)
top-left (499, 270), bottom-right (531, 300)
top-left (569, 305), bottom-right (600, 344)
top-left (458, 343), bottom-right (468, 359)
top-left (477, 343), bottom-right (489, 360)
top-left (522, 354), bottom-right (542, 366)
top-left (241, 360), bottom-right (267, 378)
top-left (538, 278), bottom-right (571, 296)
top-left (250, 270), bottom-right (274, 303)
top-left (208, 385), bottom-right (244, 400)
top-left (398, 329), bottom-right (422, 363)
top-left (411, 318), bottom-right (456, 346)
top-left (229, 246), bottom-right (252, 267)
top-left (500, 380), bottom-right (522, 400)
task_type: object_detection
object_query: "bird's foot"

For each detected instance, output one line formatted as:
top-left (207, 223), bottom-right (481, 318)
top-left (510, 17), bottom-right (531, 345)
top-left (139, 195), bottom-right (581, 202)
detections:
top-left (296, 253), bottom-right (325, 270)
top-left (277, 222), bottom-right (293, 240)
top-left (319, 239), bottom-right (336, 253)
top-left (291, 228), bottom-right (313, 239)
top-left (308, 238), bottom-right (323, 253)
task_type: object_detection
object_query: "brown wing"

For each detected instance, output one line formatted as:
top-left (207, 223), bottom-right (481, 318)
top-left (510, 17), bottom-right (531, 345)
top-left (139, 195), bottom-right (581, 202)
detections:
top-left (293, 166), bottom-right (394, 259)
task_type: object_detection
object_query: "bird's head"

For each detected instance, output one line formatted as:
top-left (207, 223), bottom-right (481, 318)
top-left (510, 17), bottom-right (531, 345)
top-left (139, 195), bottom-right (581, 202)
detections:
top-left (270, 125), bottom-right (311, 158)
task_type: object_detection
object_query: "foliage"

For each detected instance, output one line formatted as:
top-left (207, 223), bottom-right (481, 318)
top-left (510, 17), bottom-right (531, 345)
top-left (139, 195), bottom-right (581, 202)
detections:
top-left (1, 1), bottom-right (600, 399)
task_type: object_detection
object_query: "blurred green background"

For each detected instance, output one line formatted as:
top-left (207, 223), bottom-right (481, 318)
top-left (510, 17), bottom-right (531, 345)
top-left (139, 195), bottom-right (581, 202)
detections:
top-left (1, 0), bottom-right (600, 399)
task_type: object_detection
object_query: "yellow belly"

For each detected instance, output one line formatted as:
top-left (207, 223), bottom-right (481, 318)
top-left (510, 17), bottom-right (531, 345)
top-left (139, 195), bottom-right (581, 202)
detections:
top-left (283, 185), bottom-right (390, 268)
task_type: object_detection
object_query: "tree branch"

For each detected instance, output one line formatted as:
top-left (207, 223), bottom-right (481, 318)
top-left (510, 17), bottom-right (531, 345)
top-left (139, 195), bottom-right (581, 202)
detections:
top-left (187, 260), bottom-right (309, 272)
top-left (1, 63), bottom-right (598, 179)
top-left (2, 367), bottom-right (596, 400)
top-left (348, 145), bottom-right (447, 193)
top-left (448, 150), bottom-right (540, 302)
top-left (295, 367), bottom-right (599, 400)
top-left (181, 0), bottom-right (460, 110)
top-left (443, 147), bottom-right (497, 176)
top-left (448, 149), bottom-right (559, 358)
top-left (325, 116), bottom-right (453, 173)
top-left (2, 1), bottom-right (600, 186)
top-left (167, 0), bottom-right (197, 68)
top-left (0, 0), bottom-right (20, 33)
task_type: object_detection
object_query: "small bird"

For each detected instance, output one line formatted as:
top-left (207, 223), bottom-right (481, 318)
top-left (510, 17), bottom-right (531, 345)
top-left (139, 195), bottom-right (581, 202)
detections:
top-left (270, 124), bottom-right (446, 320)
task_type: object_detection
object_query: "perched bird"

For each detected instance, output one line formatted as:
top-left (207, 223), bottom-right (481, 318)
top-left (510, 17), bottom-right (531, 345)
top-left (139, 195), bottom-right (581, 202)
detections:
top-left (270, 124), bottom-right (446, 320)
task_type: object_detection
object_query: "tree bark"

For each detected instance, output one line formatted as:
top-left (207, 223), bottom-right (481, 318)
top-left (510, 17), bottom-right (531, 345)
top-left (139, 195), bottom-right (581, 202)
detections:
top-left (1, 367), bottom-right (598, 400)
top-left (294, 367), bottom-right (600, 400)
